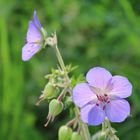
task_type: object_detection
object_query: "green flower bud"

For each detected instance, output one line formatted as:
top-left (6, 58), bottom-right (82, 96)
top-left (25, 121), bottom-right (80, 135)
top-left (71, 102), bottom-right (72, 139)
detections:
top-left (58, 126), bottom-right (72, 140)
top-left (71, 132), bottom-right (83, 140)
top-left (40, 83), bottom-right (59, 100)
top-left (49, 99), bottom-right (63, 117)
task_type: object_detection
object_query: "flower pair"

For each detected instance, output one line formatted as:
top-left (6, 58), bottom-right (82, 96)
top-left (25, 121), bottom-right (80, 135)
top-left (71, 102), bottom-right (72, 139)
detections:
top-left (22, 11), bottom-right (133, 127)
top-left (72, 67), bottom-right (132, 125)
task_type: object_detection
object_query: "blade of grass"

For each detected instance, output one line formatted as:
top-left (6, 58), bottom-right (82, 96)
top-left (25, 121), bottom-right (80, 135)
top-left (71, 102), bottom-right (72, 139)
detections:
top-left (0, 16), bottom-right (11, 140)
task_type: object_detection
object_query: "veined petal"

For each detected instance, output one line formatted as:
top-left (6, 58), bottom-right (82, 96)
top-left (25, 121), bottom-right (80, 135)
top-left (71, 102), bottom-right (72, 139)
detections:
top-left (81, 104), bottom-right (105, 126)
top-left (86, 67), bottom-right (112, 90)
top-left (109, 76), bottom-right (132, 98)
top-left (72, 83), bottom-right (97, 108)
top-left (22, 43), bottom-right (41, 61)
top-left (27, 21), bottom-right (42, 42)
top-left (33, 10), bottom-right (42, 29)
top-left (105, 99), bottom-right (130, 122)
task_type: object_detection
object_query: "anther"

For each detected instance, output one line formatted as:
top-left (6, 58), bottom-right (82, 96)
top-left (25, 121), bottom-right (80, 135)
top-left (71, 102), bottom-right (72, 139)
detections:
top-left (96, 103), bottom-right (99, 106)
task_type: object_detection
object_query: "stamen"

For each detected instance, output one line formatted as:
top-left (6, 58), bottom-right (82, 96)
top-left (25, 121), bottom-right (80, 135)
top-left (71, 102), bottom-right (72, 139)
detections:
top-left (97, 94), bottom-right (109, 103)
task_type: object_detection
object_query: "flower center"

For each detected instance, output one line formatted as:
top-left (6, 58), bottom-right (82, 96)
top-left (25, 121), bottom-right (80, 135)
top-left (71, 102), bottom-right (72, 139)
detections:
top-left (97, 94), bottom-right (109, 102)
top-left (89, 86), bottom-right (110, 110)
top-left (96, 94), bottom-right (110, 110)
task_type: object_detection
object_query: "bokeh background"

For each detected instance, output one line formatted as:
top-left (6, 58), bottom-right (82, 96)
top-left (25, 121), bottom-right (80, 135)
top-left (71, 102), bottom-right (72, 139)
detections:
top-left (1, 0), bottom-right (140, 139)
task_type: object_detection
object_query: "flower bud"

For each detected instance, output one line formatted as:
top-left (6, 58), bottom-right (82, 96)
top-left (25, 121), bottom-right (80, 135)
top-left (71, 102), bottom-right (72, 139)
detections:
top-left (71, 132), bottom-right (83, 140)
top-left (40, 83), bottom-right (59, 100)
top-left (49, 99), bottom-right (63, 117)
top-left (58, 126), bottom-right (72, 140)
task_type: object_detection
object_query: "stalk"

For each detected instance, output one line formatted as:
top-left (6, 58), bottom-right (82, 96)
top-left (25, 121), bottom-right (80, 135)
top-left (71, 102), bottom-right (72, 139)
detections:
top-left (52, 32), bottom-right (91, 140)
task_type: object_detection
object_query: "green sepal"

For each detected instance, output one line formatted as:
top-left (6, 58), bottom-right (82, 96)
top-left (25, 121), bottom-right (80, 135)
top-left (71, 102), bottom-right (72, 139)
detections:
top-left (40, 83), bottom-right (59, 100)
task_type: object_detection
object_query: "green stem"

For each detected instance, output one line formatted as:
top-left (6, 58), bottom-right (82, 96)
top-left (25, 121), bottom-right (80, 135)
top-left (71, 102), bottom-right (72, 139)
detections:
top-left (81, 123), bottom-right (91, 140)
top-left (101, 119), bottom-right (119, 140)
top-left (54, 44), bottom-right (66, 71)
top-left (53, 34), bottom-right (91, 140)
top-left (75, 107), bottom-right (91, 140)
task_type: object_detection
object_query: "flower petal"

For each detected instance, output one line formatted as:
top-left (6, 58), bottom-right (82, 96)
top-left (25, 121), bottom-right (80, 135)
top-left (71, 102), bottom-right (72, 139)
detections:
top-left (81, 104), bottom-right (105, 126)
top-left (86, 67), bottom-right (112, 89)
top-left (105, 99), bottom-right (130, 122)
top-left (22, 43), bottom-right (41, 61)
top-left (33, 10), bottom-right (42, 29)
top-left (27, 21), bottom-right (42, 42)
top-left (109, 76), bottom-right (132, 98)
top-left (72, 83), bottom-right (97, 108)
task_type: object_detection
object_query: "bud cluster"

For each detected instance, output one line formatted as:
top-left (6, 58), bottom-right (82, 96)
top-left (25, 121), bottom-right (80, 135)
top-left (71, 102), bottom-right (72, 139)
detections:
top-left (36, 65), bottom-right (76, 127)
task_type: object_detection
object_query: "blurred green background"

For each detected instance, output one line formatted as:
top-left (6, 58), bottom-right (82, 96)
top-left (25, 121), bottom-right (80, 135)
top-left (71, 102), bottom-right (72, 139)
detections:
top-left (1, 0), bottom-right (140, 139)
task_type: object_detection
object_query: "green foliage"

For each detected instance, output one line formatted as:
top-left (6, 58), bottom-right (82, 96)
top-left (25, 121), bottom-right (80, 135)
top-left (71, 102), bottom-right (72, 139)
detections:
top-left (1, 0), bottom-right (140, 139)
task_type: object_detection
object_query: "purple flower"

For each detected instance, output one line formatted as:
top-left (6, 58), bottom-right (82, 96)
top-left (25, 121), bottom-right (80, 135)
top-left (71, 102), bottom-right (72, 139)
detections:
top-left (22, 11), bottom-right (43, 61)
top-left (72, 67), bottom-right (132, 125)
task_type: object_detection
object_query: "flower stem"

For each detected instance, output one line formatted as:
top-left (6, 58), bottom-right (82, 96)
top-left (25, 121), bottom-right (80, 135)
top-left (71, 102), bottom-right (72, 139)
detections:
top-left (81, 122), bottom-right (91, 140)
top-left (54, 44), bottom-right (66, 71)
top-left (101, 119), bottom-right (119, 140)
top-left (53, 32), bottom-right (91, 140)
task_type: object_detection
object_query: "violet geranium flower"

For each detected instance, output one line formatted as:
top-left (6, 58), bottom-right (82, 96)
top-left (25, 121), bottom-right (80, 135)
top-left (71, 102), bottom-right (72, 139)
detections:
top-left (22, 11), bottom-right (43, 61)
top-left (72, 67), bottom-right (132, 125)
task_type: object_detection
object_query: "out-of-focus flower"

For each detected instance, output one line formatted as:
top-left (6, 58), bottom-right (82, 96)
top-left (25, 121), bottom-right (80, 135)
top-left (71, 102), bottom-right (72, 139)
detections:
top-left (72, 67), bottom-right (132, 125)
top-left (22, 11), bottom-right (43, 61)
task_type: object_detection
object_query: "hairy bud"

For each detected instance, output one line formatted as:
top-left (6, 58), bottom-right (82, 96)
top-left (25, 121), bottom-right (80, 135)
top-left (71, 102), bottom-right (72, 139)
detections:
top-left (49, 99), bottom-right (63, 117)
